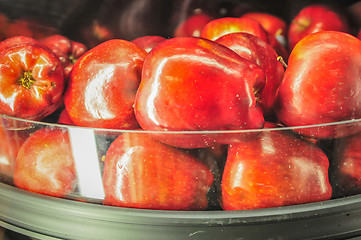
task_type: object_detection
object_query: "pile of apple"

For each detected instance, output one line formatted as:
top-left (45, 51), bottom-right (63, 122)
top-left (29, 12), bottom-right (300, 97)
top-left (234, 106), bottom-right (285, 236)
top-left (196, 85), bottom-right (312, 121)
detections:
top-left (1, 3), bottom-right (361, 211)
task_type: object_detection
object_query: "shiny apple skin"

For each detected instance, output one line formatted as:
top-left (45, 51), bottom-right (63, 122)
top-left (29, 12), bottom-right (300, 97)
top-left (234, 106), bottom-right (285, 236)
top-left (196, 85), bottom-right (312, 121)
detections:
top-left (221, 122), bottom-right (332, 210)
top-left (4, 18), bottom-right (57, 40)
top-left (0, 120), bottom-right (27, 184)
top-left (174, 13), bottom-right (213, 38)
top-left (41, 34), bottom-right (88, 78)
top-left (131, 35), bottom-right (166, 53)
top-left (0, 42), bottom-right (64, 120)
top-left (134, 37), bottom-right (265, 148)
top-left (242, 12), bottom-right (287, 41)
top-left (200, 17), bottom-right (269, 43)
top-left (5, 19), bottom-right (34, 39)
top-left (0, 36), bottom-right (40, 52)
top-left (13, 127), bottom-right (76, 198)
top-left (64, 39), bottom-right (147, 129)
top-left (102, 132), bottom-right (214, 210)
top-left (57, 108), bottom-right (74, 125)
top-left (288, 4), bottom-right (350, 50)
top-left (331, 133), bottom-right (361, 197)
top-left (215, 32), bottom-right (284, 115)
top-left (241, 13), bottom-right (289, 59)
top-left (275, 31), bottom-right (361, 139)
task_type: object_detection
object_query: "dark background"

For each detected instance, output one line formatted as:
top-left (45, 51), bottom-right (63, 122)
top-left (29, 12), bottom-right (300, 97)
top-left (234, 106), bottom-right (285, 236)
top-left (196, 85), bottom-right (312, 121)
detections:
top-left (0, 0), bottom-right (360, 239)
top-left (0, 0), bottom-right (360, 45)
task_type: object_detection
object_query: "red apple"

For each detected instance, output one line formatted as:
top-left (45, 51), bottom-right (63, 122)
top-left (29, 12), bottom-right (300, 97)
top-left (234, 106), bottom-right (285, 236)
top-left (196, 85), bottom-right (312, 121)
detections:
top-left (331, 133), bottom-right (361, 197)
top-left (288, 4), bottom-right (350, 50)
top-left (64, 39), bottom-right (147, 129)
top-left (202, 144), bottom-right (228, 167)
top-left (241, 12), bottom-right (289, 59)
top-left (57, 108), bottom-right (74, 125)
top-left (174, 13), bottom-right (213, 37)
top-left (190, 144), bottom-right (227, 209)
top-left (5, 19), bottom-right (34, 38)
top-left (215, 32), bottom-right (284, 114)
top-left (41, 34), bottom-right (88, 78)
top-left (275, 31), bottom-right (361, 139)
top-left (131, 35), bottom-right (166, 53)
top-left (242, 12), bottom-right (287, 45)
top-left (0, 36), bottom-right (40, 53)
top-left (221, 122), bottom-right (332, 210)
top-left (13, 127), bottom-right (76, 198)
top-left (3, 18), bottom-right (57, 40)
top-left (102, 132), bottom-right (214, 210)
top-left (80, 20), bottom-right (115, 48)
top-left (134, 37), bottom-right (265, 148)
top-left (0, 40), bottom-right (64, 120)
top-left (200, 17), bottom-right (269, 43)
top-left (0, 119), bottom-right (27, 183)
top-left (267, 32), bottom-right (289, 61)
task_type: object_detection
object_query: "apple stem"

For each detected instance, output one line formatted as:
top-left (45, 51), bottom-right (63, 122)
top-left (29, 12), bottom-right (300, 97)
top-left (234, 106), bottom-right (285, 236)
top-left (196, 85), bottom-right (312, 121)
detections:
top-left (277, 56), bottom-right (288, 69)
top-left (275, 28), bottom-right (283, 36)
top-left (17, 71), bottom-right (36, 90)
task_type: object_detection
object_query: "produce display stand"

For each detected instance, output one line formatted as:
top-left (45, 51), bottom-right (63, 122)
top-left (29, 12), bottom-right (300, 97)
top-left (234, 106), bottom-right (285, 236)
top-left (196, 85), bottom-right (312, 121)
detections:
top-left (1, 182), bottom-right (361, 240)
top-left (1, 0), bottom-right (361, 239)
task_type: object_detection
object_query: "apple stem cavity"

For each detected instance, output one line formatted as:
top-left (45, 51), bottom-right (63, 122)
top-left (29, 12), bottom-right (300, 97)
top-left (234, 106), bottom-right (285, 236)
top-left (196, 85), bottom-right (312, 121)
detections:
top-left (69, 55), bottom-right (77, 65)
top-left (17, 71), bottom-right (36, 90)
top-left (277, 56), bottom-right (288, 69)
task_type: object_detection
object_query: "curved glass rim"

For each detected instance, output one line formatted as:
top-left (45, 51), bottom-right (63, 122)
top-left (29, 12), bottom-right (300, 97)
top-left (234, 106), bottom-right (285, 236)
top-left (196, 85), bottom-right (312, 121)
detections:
top-left (1, 182), bottom-right (360, 222)
top-left (2, 182), bottom-right (361, 240)
top-left (2, 114), bottom-right (361, 135)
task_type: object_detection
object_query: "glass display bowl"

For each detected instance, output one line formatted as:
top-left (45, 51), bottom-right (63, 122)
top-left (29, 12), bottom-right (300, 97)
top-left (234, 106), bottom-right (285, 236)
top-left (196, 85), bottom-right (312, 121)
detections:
top-left (1, 0), bottom-right (361, 239)
top-left (1, 115), bottom-right (361, 239)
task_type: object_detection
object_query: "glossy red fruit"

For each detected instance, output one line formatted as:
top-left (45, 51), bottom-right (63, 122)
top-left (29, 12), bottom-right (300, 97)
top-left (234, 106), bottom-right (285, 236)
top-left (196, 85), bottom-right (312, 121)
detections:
top-left (57, 108), bottom-right (74, 125)
top-left (102, 132), bottom-right (214, 210)
top-left (131, 35), bottom-right (166, 53)
top-left (288, 4), bottom-right (350, 50)
top-left (134, 37), bottom-right (265, 148)
top-left (4, 18), bottom-right (57, 40)
top-left (331, 133), bottom-right (361, 196)
top-left (221, 122), bottom-right (332, 210)
top-left (0, 119), bottom-right (27, 183)
top-left (275, 31), bottom-right (361, 139)
top-left (41, 34), bottom-right (88, 78)
top-left (200, 17), bottom-right (269, 43)
top-left (5, 19), bottom-right (34, 39)
top-left (13, 127), bottom-right (76, 198)
top-left (0, 36), bottom-right (39, 53)
top-left (0, 41), bottom-right (64, 120)
top-left (80, 20), bottom-right (115, 48)
top-left (64, 39), bottom-right (147, 129)
top-left (242, 12), bottom-right (287, 43)
top-left (174, 13), bottom-right (213, 37)
top-left (267, 33), bottom-right (289, 61)
top-left (190, 145), bottom-right (226, 209)
top-left (215, 32), bottom-right (284, 114)
top-left (241, 13), bottom-right (289, 59)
